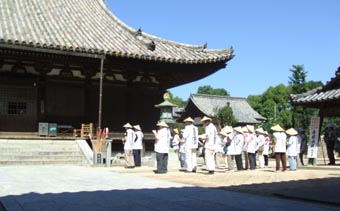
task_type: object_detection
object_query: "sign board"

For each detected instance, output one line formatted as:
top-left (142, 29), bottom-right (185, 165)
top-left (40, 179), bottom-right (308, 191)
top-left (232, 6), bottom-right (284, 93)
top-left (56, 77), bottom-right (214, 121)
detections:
top-left (307, 116), bottom-right (320, 158)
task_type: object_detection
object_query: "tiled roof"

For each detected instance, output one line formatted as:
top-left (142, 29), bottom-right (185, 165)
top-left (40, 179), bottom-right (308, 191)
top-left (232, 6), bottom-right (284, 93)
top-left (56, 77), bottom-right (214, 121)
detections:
top-left (190, 94), bottom-right (266, 124)
top-left (290, 68), bottom-right (340, 105)
top-left (0, 0), bottom-right (234, 64)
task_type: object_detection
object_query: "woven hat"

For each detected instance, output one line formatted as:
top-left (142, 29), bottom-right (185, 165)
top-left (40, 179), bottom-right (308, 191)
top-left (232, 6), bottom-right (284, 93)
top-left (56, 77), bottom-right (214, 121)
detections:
top-left (200, 116), bottom-right (212, 123)
top-left (183, 117), bottom-right (195, 123)
top-left (233, 126), bottom-right (243, 134)
top-left (219, 131), bottom-right (228, 137)
top-left (222, 126), bottom-right (233, 134)
top-left (133, 125), bottom-right (142, 131)
top-left (246, 125), bottom-right (255, 134)
top-left (270, 124), bottom-right (285, 132)
top-left (242, 126), bottom-right (249, 133)
top-left (255, 127), bottom-right (266, 135)
top-left (123, 123), bottom-right (132, 128)
top-left (156, 121), bottom-right (168, 128)
top-left (173, 128), bottom-right (179, 134)
top-left (286, 128), bottom-right (298, 136)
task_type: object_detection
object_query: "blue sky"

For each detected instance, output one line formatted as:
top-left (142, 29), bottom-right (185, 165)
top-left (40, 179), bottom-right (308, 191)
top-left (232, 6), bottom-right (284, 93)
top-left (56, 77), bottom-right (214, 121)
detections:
top-left (107, 0), bottom-right (340, 100)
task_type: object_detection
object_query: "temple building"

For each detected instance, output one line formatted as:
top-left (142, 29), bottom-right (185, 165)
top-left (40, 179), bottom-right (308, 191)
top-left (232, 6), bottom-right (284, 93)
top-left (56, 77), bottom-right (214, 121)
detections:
top-left (179, 94), bottom-right (266, 125)
top-left (290, 67), bottom-right (340, 120)
top-left (0, 0), bottom-right (234, 133)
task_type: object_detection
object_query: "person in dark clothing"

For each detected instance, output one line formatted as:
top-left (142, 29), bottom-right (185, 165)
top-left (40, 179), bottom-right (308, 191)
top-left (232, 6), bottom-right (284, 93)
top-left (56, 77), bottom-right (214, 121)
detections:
top-left (298, 128), bottom-right (307, 166)
top-left (324, 123), bottom-right (338, 165)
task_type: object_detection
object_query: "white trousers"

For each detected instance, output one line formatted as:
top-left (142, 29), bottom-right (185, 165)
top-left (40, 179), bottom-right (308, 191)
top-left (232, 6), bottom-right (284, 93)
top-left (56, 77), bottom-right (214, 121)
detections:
top-left (185, 148), bottom-right (197, 171)
top-left (258, 153), bottom-right (265, 168)
top-left (205, 148), bottom-right (216, 171)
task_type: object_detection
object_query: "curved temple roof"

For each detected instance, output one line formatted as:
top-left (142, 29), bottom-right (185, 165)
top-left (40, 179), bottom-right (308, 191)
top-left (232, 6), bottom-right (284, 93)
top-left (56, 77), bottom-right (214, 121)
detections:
top-left (188, 94), bottom-right (266, 124)
top-left (0, 0), bottom-right (234, 64)
top-left (290, 67), bottom-right (340, 106)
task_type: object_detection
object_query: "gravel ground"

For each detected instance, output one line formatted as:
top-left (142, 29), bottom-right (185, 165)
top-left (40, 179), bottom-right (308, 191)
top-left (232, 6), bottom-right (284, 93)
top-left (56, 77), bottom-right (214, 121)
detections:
top-left (109, 158), bottom-right (340, 207)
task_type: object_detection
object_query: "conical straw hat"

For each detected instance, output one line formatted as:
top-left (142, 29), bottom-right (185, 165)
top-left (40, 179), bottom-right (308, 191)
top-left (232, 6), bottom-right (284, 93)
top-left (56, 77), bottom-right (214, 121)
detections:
top-left (270, 124), bottom-right (285, 132)
top-left (255, 127), bottom-right (266, 134)
top-left (173, 128), bottom-right (179, 134)
top-left (156, 121), bottom-right (169, 127)
top-left (200, 116), bottom-right (212, 123)
top-left (222, 126), bottom-right (233, 134)
top-left (286, 128), bottom-right (298, 136)
top-left (246, 125), bottom-right (255, 133)
top-left (133, 125), bottom-right (142, 131)
top-left (242, 126), bottom-right (249, 133)
top-left (183, 117), bottom-right (194, 123)
top-left (233, 126), bottom-right (243, 134)
top-left (123, 123), bottom-right (132, 128)
top-left (219, 131), bottom-right (228, 137)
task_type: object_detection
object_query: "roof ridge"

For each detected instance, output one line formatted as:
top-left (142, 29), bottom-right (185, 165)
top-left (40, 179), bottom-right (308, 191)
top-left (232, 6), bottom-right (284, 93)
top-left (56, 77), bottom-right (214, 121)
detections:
top-left (191, 93), bottom-right (246, 100)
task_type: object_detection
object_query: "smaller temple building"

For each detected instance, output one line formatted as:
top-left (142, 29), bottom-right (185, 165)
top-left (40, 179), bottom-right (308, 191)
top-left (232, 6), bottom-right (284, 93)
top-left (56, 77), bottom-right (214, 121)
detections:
top-left (179, 94), bottom-right (266, 125)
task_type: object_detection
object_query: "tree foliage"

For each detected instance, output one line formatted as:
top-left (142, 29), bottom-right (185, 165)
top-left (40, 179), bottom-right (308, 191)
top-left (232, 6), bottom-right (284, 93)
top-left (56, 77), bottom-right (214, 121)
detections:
top-left (213, 106), bottom-right (237, 128)
top-left (167, 91), bottom-right (187, 107)
top-left (197, 85), bottom-right (230, 96)
top-left (248, 65), bottom-right (323, 132)
top-left (288, 65), bottom-right (322, 129)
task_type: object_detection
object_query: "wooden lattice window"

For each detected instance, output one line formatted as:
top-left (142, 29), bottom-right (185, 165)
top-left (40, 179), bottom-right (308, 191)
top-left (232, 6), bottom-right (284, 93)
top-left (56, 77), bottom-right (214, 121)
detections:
top-left (7, 102), bottom-right (27, 115)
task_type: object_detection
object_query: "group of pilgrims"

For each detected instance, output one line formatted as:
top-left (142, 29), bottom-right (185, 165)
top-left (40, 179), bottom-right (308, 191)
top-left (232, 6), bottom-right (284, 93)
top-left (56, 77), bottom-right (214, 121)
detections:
top-left (121, 116), bottom-right (307, 174)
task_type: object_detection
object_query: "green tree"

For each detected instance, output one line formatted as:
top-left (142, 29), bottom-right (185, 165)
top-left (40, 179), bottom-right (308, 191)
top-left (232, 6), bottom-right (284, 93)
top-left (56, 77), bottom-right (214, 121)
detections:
top-left (213, 106), bottom-right (237, 128)
top-left (248, 84), bottom-right (292, 131)
top-left (288, 65), bottom-right (321, 129)
top-left (167, 91), bottom-right (187, 107)
top-left (197, 85), bottom-right (230, 96)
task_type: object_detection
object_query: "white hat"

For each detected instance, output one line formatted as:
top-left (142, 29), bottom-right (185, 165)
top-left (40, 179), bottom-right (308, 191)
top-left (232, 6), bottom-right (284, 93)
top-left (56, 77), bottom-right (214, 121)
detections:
top-left (156, 121), bottom-right (168, 128)
top-left (271, 124), bottom-right (285, 132)
top-left (219, 131), bottom-right (228, 137)
top-left (286, 128), bottom-right (298, 136)
top-left (183, 117), bottom-right (195, 123)
top-left (246, 125), bottom-right (255, 134)
top-left (255, 127), bottom-right (266, 135)
top-left (233, 126), bottom-right (243, 134)
top-left (123, 123), bottom-right (132, 128)
top-left (133, 125), bottom-right (142, 131)
top-left (242, 126), bottom-right (249, 133)
top-left (222, 126), bottom-right (233, 134)
top-left (200, 116), bottom-right (212, 123)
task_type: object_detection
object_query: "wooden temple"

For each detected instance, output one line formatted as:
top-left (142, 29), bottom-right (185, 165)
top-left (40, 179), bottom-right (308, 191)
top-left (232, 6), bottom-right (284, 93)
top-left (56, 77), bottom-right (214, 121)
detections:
top-left (290, 67), bottom-right (340, 121)
top-left (179, 94), bottom-right (266, 125)
top-left (0, 0), bottom-right (234, 133)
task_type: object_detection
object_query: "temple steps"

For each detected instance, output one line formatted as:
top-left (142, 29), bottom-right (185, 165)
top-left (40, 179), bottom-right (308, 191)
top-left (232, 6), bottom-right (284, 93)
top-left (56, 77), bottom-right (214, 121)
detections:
top-left (0, 139), bottom-right (88, 166)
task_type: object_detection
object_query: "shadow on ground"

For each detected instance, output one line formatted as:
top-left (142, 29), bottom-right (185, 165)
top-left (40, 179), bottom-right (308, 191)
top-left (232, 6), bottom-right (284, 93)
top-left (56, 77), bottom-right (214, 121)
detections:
top-left (214, 176), bottom-right (340, 207)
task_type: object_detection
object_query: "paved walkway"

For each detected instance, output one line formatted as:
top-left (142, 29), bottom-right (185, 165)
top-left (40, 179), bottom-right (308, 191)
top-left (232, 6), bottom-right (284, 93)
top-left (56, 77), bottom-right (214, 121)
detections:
top-left (0, 164), bottom-right (340, 211)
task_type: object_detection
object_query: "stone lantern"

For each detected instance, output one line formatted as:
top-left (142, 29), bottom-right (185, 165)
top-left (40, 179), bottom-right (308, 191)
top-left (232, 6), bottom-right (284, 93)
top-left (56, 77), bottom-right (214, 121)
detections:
top-left (154, 93), bottom-right (177, 129)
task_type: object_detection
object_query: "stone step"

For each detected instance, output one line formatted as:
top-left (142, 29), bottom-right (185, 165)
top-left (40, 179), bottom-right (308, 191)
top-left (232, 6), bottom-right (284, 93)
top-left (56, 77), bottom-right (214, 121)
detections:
top-left (0, 139), bottom-right (88, 166)
top-left (0, 139), bottom-right (77, 144)
top-left (0, 160), bottom-right (84, 166)
top-left (0, 146), bottom-right (80, 151)
top-left (0, 155), bottom-right (82, 162)
top-left (0, 154), bottom-right (84, 160)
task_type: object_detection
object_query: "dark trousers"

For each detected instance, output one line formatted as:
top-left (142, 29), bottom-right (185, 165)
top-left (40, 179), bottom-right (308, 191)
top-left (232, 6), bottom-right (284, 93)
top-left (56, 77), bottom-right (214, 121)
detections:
top-left (299, 153), bottom-right (304, 165)
top-left (275, 152), bottom-right (287, 171)
top-left (235, 154), bottom-right (243, 170)
top-left (156, 152), bottom-right (168, 173)
top-left (133, 149), bottom-right (141, 167)
top-left (326, 147), bottom-right (335, 164)
top-left (248, 153), bottom-right (256, 170)
top-left (264, 155), bottom-right (269, 166)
